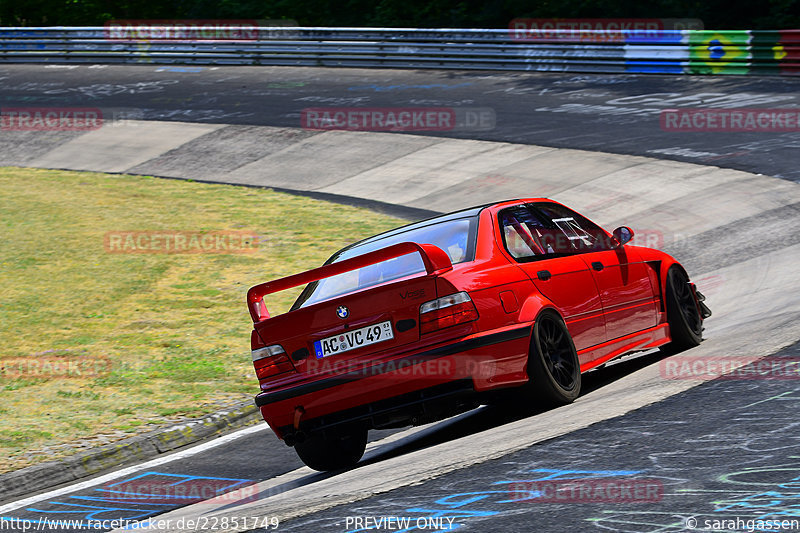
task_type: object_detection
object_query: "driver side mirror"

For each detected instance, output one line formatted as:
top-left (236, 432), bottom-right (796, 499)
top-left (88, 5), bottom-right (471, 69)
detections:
top-left (612, 226), bottom-right (634, 247)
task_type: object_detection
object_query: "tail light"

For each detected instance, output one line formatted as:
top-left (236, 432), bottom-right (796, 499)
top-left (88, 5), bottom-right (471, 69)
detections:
top-left (419, 292), bottom-right (479, 334)
top-left (252, 344), bottom-right (294, 380)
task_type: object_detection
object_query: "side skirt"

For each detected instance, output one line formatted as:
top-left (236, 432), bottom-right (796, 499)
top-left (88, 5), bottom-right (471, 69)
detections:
top-left (578, 323), bottom-right (670, 373)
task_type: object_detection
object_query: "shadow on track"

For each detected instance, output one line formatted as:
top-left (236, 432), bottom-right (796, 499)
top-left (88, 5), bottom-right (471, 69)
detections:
top-left (358, 347), bottom-right (672, 468)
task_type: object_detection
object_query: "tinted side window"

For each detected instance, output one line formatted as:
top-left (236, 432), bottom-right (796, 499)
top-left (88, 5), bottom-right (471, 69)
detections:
top-left (499, 203), bottom-right (611, 261)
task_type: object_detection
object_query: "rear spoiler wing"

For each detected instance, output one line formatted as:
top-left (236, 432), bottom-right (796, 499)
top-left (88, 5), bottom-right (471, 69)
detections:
top-left (246, 242), bottom-right (453, 322)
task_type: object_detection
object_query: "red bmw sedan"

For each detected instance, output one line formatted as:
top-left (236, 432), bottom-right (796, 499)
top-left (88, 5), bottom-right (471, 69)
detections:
top-left (246, 199), bottom-right (710, 471)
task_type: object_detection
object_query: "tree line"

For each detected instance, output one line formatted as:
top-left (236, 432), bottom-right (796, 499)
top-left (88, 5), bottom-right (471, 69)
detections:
top-left (1, 0), bottom-right (797, 29)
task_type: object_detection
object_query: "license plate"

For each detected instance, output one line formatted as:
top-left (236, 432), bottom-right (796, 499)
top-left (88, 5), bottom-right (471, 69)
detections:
top-left (313, 320), bottom-right (394, 358)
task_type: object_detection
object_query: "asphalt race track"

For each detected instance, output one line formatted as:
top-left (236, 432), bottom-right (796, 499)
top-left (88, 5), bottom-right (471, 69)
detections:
top-left (0, 65), bottom-right (799, 181)
top-left (281, 340), bottom-right (800, 533)
top-left (1, 64), bottom-right (799, 533)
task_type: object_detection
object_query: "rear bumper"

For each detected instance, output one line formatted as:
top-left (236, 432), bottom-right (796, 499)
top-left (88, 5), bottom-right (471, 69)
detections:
top-left (280, 379), bottom-right (478, 445)
top-left (254, 325), bottom-right (532, 438)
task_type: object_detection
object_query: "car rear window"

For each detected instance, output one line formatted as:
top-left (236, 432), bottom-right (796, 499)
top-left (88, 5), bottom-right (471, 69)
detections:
top-left (294, 217), bottom-right (477, 309)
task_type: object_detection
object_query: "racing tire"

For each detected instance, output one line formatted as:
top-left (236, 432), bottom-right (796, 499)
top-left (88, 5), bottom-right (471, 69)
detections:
top-left (660, 266), bottom-right (703, 352)
top-left (294, 426), bottom-right (368, 472)
top-left (525, 310), bottom-right (581, 406)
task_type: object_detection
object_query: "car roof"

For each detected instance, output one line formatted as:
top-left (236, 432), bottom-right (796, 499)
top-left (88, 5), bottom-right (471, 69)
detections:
top-left (325, 203), bottom-right (486, 264)
top-left (329, 198), bottom-right (553, 261)
top-left (345, 200), bottom-right (507, 250)
top-left (363, 203), bottom-right (488, 240)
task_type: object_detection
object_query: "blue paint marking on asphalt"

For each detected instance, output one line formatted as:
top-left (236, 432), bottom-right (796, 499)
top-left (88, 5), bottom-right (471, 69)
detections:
top-left (713, 490), bottom-right (800, 512)
top-left (102, 471), bottom-right (252, 492)
top-left (496, 467), bottom-right (641, 481)
top-left (432, 491), bottom-right (521, 507)
top-left (9, 471), bottom-right (256, 525)
top-left (24, 502), bottom-right (161, 520)
top-left (90, 489), bottom-right (201, 501)
top-left (345, 468), bottom-right (647, 532)
top-left (63, 495), bottom-right (176, 505)
top-left (1, 516), bottom-right (86, 526)
top-left (487, 468), bottom-right (642, 484)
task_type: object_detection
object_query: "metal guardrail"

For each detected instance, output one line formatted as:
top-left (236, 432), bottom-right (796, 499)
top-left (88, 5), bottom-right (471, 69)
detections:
top-left (0, 27), bottom-right (798, 75)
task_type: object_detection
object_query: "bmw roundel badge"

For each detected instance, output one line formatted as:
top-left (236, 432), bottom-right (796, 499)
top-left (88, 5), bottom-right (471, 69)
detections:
top-left (336, 305), bottom-right (349, 319)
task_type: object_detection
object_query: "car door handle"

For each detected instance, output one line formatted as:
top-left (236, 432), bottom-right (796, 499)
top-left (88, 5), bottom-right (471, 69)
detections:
top-left (592, 261), bottom-right (604, 271)
top-left (537, 270), bottom-right (551, 281)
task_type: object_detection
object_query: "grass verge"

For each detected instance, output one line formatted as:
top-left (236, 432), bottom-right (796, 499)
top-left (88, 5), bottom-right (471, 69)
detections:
top-left (0, 167), bottom-right (404, 473)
